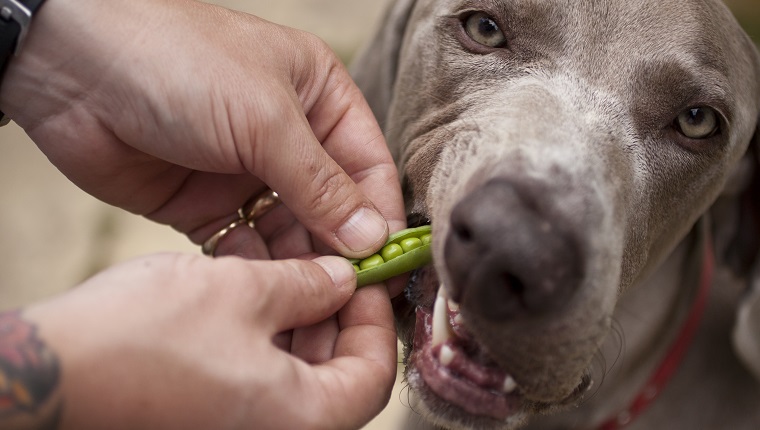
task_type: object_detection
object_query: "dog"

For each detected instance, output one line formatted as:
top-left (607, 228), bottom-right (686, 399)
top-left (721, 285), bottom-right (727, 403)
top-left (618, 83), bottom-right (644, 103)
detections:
top-left (350, 1), bottom-right (760, 429)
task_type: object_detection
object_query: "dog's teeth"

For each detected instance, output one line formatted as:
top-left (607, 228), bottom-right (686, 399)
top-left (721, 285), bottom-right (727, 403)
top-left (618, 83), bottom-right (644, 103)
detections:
top-left (432, 289), bottom-right (453, 348)
top-left (454, 314), bottom-right (464, 325)
top-left (448, 299), bottom-right (460, 312)
top-left (502, 376), bottom-right (518, 393)
top-left (440, 345), bottom-right (455, 366)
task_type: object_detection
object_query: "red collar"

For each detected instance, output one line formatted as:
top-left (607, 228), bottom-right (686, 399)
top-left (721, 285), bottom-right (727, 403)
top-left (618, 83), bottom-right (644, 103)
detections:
top-left (598, 237), bottom-right (715, 430)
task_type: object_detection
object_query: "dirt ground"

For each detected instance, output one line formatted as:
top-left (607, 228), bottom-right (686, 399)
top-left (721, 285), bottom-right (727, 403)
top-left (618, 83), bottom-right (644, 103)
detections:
top-left (0, 1), bottom-right (757, 429)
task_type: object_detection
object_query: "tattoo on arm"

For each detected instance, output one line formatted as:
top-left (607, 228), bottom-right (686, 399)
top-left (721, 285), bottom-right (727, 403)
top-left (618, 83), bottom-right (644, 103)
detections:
top-left (0, 309), bottom-right (61, 429)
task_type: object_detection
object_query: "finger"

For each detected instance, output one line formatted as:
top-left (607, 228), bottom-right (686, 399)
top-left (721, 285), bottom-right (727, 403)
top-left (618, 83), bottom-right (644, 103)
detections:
top-left (235, 31), bottom-right (395, 259)
top-left (289, 315), bottom-right (339, 364)
top-left (242, 256), bottom-right (357, 333)
top-left (255, 204), bottom-right (338, 260)
top-left (247, 88), bottom-right (389, 260)
top-left (254, 205), bottom-right (317, 260)
top-left (386, 273), bottom-right (411, 298)
top-left (213, 225), bottom-right (272, 260)
top-left (273, 331), bottom-right (293, 352)
top-left (309, 285), bottom-right (398, 429)
top-left (266, 285), bottom-right (397, 429)
top-left (144, 170), bottom-right (266, 237)
top-left (305, 63), bottom-right (407, 239)
top-left (333, 284), bottom-right (396, 362)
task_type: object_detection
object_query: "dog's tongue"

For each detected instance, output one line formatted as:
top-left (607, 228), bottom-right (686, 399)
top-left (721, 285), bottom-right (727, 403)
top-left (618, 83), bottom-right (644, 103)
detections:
top-left (411, 289), bottom-right (520, 420)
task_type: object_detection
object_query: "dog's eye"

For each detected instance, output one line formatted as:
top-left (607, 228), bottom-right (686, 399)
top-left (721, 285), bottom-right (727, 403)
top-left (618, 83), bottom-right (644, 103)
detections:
top-left (675, 107), bottom-right (720, 139)
top-left (464, 12), bottom-right (507, 48)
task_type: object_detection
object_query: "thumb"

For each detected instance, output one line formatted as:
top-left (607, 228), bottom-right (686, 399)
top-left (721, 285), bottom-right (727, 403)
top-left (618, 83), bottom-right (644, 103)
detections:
top-left (243, 33), bottom-right (398, 259)
top-left (252, 94), bottom-right (390, 259)
top-left (247, 256), bottom-right (358, 333)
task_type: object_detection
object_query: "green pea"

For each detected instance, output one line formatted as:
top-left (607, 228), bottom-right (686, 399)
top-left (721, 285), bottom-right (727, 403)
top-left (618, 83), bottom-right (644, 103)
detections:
top-left (346, 225), bottom-right (433, 287)
top-left (359, 254), bottom-right (384, 270)
top-left (353, 264), bottom-right (361, 272)
top-left (381, 243), bottom-right (404, 261)
top-left (400, 237), bottom-right (423, 253)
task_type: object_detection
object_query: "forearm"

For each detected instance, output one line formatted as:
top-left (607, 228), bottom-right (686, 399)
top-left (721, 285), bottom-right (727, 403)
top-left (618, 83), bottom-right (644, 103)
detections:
top-left (0, 309), bottom-right (62, 430)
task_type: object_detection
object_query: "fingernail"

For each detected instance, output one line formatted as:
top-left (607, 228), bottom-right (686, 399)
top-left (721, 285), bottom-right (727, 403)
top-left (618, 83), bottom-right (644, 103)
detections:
top-left (336, 207), bottom-right (388, 255)
top-left (314, 256), bottom-right (356, 288)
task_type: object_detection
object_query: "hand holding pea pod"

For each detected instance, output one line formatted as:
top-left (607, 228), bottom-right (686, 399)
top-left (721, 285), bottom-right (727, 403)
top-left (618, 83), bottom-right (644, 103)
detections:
top-left (348, 225), bottom-right (432, 287)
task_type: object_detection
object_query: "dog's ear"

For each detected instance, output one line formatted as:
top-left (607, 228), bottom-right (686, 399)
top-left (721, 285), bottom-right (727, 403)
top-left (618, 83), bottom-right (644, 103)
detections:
top-left (729, 123), bottom-right (760, 382)
top-left (734, 270), bottom-right (760, 381)
top-left (349, 0), bottom-right (417, 129)
top-left (711, 35), bottom-right (760, 275)
top-left (714, 141), bottom-right (760, 276)
top-left (729, 35), bottom-right (760, 381)
top-left (724, 36), bottom-right (760, 382)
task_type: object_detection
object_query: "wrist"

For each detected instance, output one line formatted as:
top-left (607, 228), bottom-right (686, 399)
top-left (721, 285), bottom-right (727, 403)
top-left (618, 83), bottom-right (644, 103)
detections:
top-left (0, 0), bottom-right (88, 128)
top-left (0, 0), bottom-right (48, 125)
top-left (0, 0), bottom-right (159, 130)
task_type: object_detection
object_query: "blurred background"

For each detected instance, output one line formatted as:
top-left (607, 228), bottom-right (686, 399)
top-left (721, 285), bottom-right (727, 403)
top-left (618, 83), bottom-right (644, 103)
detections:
top-left (0, 1), bottom-right (757, 429)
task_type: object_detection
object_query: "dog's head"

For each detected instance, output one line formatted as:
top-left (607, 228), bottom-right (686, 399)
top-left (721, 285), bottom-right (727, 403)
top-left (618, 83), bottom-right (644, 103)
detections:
top-left (352, 0), bottom-right (760, 428)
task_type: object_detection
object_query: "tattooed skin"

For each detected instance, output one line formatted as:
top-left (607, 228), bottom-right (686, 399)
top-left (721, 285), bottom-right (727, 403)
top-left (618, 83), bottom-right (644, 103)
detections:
top-left (0, 310), bottom-right (61, 426)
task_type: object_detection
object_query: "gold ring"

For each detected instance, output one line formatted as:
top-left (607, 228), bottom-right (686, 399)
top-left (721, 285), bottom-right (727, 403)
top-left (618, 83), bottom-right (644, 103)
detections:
top-left (201, 189), bottom-right (281, 256)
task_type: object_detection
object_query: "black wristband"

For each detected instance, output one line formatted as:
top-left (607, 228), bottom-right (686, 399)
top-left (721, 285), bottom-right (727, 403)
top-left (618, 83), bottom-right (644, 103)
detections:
top-left (0, 0), bottom-right (47, 126)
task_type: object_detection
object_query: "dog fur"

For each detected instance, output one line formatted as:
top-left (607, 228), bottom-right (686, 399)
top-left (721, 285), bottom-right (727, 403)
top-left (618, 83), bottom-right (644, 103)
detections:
top-left (351, 1), bottom-right (760, 429)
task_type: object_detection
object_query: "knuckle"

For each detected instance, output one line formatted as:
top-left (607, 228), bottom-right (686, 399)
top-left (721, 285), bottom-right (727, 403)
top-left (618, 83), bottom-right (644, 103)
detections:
top-left (303, 168), bottom-right (355, 218)
top-left (302, 32), bottom-right (334, 60)
top-left (242, 259), bottom-right (329, 314)
top-left (283, 259), bottom-right (330, 296)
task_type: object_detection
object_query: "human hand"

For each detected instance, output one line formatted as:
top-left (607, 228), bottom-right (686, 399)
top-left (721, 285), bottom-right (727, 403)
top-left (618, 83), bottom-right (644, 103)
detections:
top-left (0, 0), bottom-right (406, 262)
top-left (13, 254), bottom-right (395, 430)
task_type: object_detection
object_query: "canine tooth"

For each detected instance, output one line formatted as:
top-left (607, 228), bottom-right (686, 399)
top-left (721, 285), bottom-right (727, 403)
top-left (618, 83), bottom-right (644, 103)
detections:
top-left (440, 345), bottom-right (455, 366)
top-left (432, 291), bottom-right (453, 347)
top-left (502, 376), bottom-right (518, 393)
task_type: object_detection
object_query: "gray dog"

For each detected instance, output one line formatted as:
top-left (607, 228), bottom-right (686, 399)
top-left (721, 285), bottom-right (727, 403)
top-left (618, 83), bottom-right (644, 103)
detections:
top-left (351, 1), bottom-right (760, 429)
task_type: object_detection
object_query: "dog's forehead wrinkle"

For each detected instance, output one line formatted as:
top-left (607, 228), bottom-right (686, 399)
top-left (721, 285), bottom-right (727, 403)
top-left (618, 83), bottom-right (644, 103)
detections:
top-left (447, 74), bottom-right (635, 177)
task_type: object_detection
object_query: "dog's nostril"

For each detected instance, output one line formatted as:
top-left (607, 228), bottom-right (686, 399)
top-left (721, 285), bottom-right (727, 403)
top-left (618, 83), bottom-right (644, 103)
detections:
top-left (504, 273), bottom-right (525, 300)
top-left (453, 222), bottom-right (474, 242)
top-left (476, 271), bottom-right (530, 321)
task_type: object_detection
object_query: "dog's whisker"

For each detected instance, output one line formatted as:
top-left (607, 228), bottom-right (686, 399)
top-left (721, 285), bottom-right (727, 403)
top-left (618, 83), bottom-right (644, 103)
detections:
top-left (608, 318), bottom-right (627, 374)
top-left (399, 380), bottom-right (413, 409)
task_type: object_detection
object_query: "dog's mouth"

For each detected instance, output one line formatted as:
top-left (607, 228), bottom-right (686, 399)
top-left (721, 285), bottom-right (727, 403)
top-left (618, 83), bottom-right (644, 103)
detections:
top-left (395, 219), bottom-right (590, 427)
top-left (414, 283), bottom-right (523, 419)
top-left (396, 265), bottom-right (525, 427)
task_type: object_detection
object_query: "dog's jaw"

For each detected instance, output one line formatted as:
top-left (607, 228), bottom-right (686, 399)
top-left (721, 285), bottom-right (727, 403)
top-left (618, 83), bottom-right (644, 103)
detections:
top-left (395, 259), bottom-right (595, 429)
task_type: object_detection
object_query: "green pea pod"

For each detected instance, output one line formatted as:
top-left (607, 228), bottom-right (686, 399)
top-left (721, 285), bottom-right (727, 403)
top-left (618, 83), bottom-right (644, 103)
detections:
top-left (348, 225), bottom-right (432, 287)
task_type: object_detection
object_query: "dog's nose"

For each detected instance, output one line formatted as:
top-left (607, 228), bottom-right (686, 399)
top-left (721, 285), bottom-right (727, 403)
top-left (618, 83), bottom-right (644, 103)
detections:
top-left (444, 179), bottom-right (583, 320)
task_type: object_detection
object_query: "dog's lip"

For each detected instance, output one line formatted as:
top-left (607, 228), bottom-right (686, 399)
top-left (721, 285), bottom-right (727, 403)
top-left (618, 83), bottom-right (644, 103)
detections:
top-left (397, 243), bottom-right (524, 420)
top-left (411, 303), bottom-right (523, 421)
top-left (399, 265), bottom-right (593, 424)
